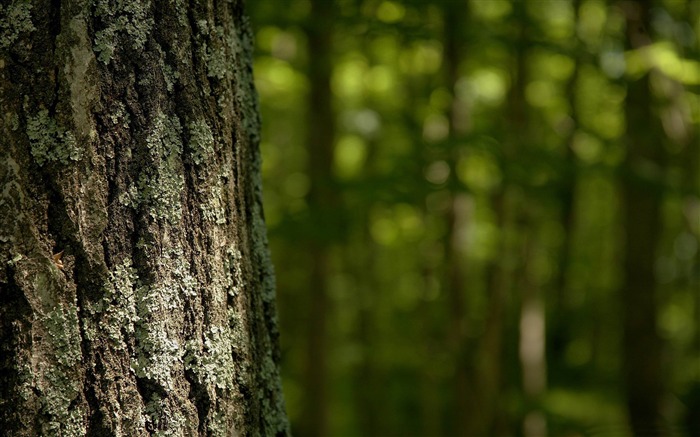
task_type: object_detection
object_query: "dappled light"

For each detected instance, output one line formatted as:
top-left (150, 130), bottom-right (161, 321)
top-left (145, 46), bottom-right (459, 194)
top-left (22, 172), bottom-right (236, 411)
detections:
top-left (250, 0), bottom-right (700, 435)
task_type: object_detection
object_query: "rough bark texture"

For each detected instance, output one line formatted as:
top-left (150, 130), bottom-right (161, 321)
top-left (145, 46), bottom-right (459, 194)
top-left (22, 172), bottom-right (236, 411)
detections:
top-left (0, 0), bottom-right (289, 435)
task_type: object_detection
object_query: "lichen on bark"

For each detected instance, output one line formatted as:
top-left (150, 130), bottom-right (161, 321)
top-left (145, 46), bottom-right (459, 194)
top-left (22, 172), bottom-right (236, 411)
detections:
top-left (0, 0), bottom-right (35, 51)
top-left (0, 0), bottom-right (289, 435)
top-left (26, 109), bottom-right (82, 165)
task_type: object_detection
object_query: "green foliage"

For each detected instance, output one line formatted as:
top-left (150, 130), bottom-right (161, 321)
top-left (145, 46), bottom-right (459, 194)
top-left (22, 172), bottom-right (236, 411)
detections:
top-left (250, 0), bottom-right (700, 435)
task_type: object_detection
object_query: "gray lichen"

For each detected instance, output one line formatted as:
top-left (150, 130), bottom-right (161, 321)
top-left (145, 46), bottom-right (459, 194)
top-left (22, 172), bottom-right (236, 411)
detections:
top-left (132, 279), bottom-right (183, 389)
top-left (132, 311), bottom-right (182, 389)
top-left (187, 120), bottom-right (215, 165)
top-left (238, 13), bottom-right (289, 433)
top-left (184, 325), bottom-right (235, 390)
top-left (200, 179), bottom-right (227, 225)
top-left (232, 16), bottom-right (262, 148)
top-left (84, 259), bottom-right (139, 346)
top-left (93, 0), bottom-right (154, 64)
top-left (26, 109), bottom-right (82, 166)
top-left (196, 20), bottom-right (229, 80)
top-left (107, 101), bottom-right (131, 129)
top-left (225, 247), bottom-right (244, 298)
top-left (118, 184), bottom-right (139, 208)
top-left (259, 354), bottom-right (288, 434)
top-left (132, 247), bottom-right (195, 389)
top-left (143, 393), bottom-right (187, 437)
top-left (137, 112), bottom-right (185, 223)
top-left (41, 304), bottom-right (86, 435)
top-left (207, 411), bottom-right (229, 437)
top-left (162, 61), bottom-right (179, 92)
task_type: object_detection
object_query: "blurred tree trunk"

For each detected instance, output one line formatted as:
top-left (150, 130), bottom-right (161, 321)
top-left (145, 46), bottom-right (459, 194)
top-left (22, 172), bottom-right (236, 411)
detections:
top-left (302, 1), bottom-right (336, 436)
top-left (353, 132), bottom-right (382, 436)
top-left (517, 222), bottom-right (547, 437)
top-left (402, 54), bottom-right (443, 437)
top-left (481, 172), bottom-right (514, 436)
top-left (550, 0), bottom-right (581, 374)
top-left (620, 0), bottom-right (667, 435)
top-left (440, 1), bottom-right (472, 435)
top-left (476, 5), bottom-right (531, 434)
top-left (669, 77), bottom-right (700, 437)
top-left (655, 3), bottom-right (699, 432)
top-left (683, 90), bottom-right (700, 437)
top-left (353, 238), bottom-right (380, 436)
top-left (507, 10), bottom-right (547, 435)
top-left (0, 1), bottom-right (289, 436)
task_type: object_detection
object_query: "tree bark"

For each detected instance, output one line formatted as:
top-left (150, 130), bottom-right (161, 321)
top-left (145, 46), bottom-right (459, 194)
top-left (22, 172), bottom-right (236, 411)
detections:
top-left (0, 1), bottom-right (289, 435)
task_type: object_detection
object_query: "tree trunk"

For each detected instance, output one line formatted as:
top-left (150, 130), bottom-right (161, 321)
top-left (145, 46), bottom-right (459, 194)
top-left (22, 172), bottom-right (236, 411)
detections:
top-left (0, 1), bottom-right (289, 435)
top-left (301, 1), bottom-right (336, 436)
top-left (620, 0), bottom-right (666, 435)
top-left (440, 1), bottom-right (471, 435)
top-left (549, 0), bottom-right (581, 377)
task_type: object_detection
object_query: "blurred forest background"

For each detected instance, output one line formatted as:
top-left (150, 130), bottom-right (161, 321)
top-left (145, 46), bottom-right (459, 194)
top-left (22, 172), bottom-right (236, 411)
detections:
top-left (248, 0), bottom-right (700, 435)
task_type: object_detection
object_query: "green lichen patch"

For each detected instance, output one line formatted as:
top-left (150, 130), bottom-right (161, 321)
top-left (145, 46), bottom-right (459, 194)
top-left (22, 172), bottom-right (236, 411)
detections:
top-left (143, 393), bottom-right (187, 436)
top-left (187, 120), bottom-right (215, 165)
top-left (40, 304), bottom-right (87, 435)
top-left (200, 178), bottom-right (226, 225)
top-left (84, 259), bottom-right (139, 346)
top-left (8, 112), bottom-right (20, 131)
top-left (163, 61), bottom-right (179, 92)
top-left (26, 109), bottom-right (82, 166)
top-left (231, 16), bottom-right (262, 147)
top-left (44, 305), bottom-right (82, 367)
top-left (132, 312), bottom-right (182, 389)
top-left (93, 0), bottom-right (154, 64)
top-left (225, 247), bottom-right (244, 298)
top-left (207, 411), bottom-right (228, 437)
top-left (118, 184), bottom-right (139, 208)
top-left (107, 101), bottom-right (131, 129)
top-left (196, 20), bottom-right (229, 80)
top-left (259, 354), bottom-right (289, 435)
top-left (132, 248), bottom-right (195, 389)
top-left (135, 112), bottom-right (185, 223)
top-left (0, 0), bottom-right (35, 51)
top-left (132, 281), bottom-right (183, 388)
top-left (184, 325), bottom-right (235, 390)
top-left (250, 143), bottom-right (279, 306)
top-left (207, 44), bottom-right (228, 80)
